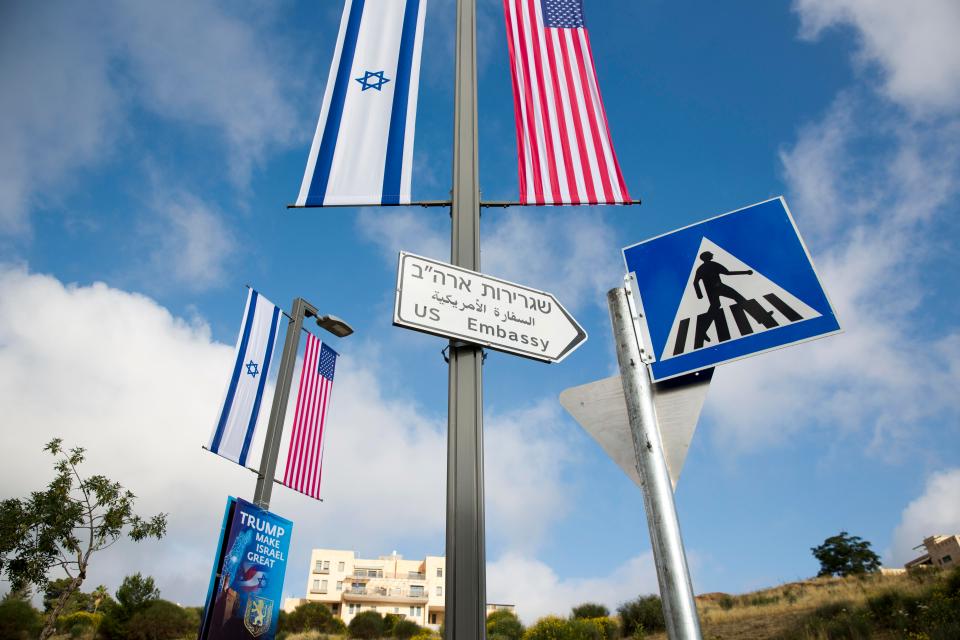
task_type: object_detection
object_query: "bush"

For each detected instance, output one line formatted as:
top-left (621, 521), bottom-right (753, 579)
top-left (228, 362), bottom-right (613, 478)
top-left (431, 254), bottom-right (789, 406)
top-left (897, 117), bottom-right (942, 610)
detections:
top-left (616, 595), bottom-right (665, 636)
top-left (58, 610), bottom-right (102, 635)
top-left (0, 597), bottom-right (42, 640)
top-left (285, 601), bottom-right (340, 633)
top-left (487, 609), bottom-right (524, 640)
top-left (522, 615), bottom-right (571, 640)
top-left (571, 603), bottom-right (609, 619)
top-left (125, 599), bottom-right (195, 640)
top-left (393, 618), bottom-right (422, 638)
top-left (349, 610), bottom-right (386, 639)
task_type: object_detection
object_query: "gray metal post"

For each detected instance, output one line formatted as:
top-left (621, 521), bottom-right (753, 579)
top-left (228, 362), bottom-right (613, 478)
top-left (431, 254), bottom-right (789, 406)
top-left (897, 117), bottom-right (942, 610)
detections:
top-left (607, 288), bottom-right (703, 640)
top-left (445, 0), bottom-right (486, 637)
top-left (253, 297), bottom-right (307, 510)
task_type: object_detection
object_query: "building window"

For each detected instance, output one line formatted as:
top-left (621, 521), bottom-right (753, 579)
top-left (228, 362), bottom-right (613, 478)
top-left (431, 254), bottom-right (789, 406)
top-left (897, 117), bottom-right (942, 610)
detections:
top-left (348, 604), bottom-right (355, 615)
top-left (339, 561), bottom-right (345, 572)
top-left (324, 560), bottom-right (330, 571)
top-left (436, 586), bottom-right (442, 596)
top-left (320, 580), bottom-right (328, 592)
top-left (437, 568), bottom-right (442, 578)
top-left (416, 606), bottom-right (422, 616)
top-left (410, 607), bottom-right (415, 616)
top-left (430, 614), bottom-right (437, 624)
top-left (943, 555), bottom-right (953, 565)
top-left (312, 579), bottom-right (320, 592)
top-left (410, 585), bottom-right (424, 597)
top-left (394, 607), bottom-right (399, 614)
top-left (314, 560), bottom-right (322, 572)
top-left (336, 581), bottom-right (343, 591)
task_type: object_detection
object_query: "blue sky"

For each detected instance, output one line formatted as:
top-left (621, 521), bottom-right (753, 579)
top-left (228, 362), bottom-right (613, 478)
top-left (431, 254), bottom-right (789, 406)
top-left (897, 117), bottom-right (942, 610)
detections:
top-left (2, 0), bottom-right (959, 622)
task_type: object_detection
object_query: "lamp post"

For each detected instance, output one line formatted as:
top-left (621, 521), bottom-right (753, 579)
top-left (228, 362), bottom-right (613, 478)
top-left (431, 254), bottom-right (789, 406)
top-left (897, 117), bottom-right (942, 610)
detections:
top-left (253, 297), bottom-right (354, 510)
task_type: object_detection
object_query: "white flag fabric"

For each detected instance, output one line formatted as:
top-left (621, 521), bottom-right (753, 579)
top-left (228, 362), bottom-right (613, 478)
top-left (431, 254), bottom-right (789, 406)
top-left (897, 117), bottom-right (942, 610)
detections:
top-left (297, 0), bottom-right (428, 207)
top-left (208, 289), bottom-right (283, 466)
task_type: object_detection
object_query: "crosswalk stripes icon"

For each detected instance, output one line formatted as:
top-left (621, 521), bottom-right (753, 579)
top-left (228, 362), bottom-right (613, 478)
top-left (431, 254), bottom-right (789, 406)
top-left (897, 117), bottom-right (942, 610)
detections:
top-left (661, 237), bottom-right (821, 361)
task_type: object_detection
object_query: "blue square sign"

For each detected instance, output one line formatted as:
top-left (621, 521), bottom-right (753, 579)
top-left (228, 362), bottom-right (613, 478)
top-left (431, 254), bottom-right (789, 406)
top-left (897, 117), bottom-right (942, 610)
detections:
top-left (623, 197), bottom-right (840, 381)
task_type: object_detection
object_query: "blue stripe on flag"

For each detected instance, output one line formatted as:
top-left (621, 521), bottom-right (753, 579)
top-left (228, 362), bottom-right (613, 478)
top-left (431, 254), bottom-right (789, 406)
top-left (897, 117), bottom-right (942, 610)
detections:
top-left (381, 0), bottom-right (421, 205)
top-left (211, 290), bottom-right (258, 453)
top-left (239, 304), bottom-right (281, 466)
top-left (306, 0), bottom-right (366, 205)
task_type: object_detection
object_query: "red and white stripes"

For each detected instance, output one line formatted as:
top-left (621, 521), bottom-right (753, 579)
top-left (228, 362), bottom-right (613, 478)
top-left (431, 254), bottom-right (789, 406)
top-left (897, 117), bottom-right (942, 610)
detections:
top-left (283, 334), bottom-right (333, 500)
top-left (503, 0), bottom-right (630, 205)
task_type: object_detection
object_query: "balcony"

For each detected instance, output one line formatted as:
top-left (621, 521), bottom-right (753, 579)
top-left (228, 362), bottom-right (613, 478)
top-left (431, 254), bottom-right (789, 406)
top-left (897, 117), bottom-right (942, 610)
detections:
top-left (342, 586), bottom-right (429, 603)
top-left (407, 572), bottom-right (426, 580)
top-left (313, 567), bottom-right (330, 574)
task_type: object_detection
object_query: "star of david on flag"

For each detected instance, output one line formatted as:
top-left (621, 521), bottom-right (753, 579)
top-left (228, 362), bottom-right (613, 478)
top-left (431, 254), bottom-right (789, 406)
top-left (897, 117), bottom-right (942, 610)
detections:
top-left (297, 0), bottom-right (428, 207)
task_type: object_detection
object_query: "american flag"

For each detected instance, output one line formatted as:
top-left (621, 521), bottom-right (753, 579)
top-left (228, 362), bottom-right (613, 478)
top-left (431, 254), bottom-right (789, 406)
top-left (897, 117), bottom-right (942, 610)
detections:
top-left (283, 334), bottom-right (338, 500)
top-left (503, 0), bottom-right (630, 205)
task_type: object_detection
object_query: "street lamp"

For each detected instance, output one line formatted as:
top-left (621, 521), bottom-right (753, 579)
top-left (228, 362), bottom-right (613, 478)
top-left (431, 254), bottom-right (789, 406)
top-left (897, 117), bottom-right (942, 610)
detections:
top-left (253, 297), bottom-right (353, 509)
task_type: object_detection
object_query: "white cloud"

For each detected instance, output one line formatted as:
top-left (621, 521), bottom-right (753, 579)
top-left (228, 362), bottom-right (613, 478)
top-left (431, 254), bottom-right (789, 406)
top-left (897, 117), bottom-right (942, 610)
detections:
top-left (889, 468), bottom-right (960, 564)
top-left (0, 265), bottom-right (585, 611)
top-left (141, 188), bottom-right (237, 292)
top-left (358, 208), bottom-right (621, 312)
top-left (0, 1), bottom-right (299, 232)
top-left (793, 0), bottom-right (960, 115)
top-left (487, 552), bottom-right (658, 624)
top-left (704, 93), bottom-right (960, 456)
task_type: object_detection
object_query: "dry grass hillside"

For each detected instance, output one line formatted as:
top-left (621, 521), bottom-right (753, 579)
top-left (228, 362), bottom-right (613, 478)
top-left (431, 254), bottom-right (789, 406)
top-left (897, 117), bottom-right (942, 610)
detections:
top-left (644, 568), bottom-right (958, 640)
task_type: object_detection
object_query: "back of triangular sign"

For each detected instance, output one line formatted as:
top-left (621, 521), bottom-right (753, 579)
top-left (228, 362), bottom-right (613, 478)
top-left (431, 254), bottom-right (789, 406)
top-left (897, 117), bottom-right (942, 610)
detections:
top-left (559, 369), bottom-right (713, 491)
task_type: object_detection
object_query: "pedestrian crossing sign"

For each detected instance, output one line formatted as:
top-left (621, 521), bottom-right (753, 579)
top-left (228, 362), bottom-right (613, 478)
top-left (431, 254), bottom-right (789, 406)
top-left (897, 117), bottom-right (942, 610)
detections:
top-left (623, 197), bottom-right (840, 381)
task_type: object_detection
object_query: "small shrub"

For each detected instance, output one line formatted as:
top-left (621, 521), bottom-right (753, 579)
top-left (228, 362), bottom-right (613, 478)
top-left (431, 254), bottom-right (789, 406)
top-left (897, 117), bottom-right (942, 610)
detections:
top-left (125, 599), bottom-right (194, 640)
top-left (571, 603), bottom-right (610, 620)
top-left (488, 609), bottom-right (524, 640)
top-left (717, 595), bottom-right (735, 611)
top-left (616, 595), bottom-right (665, 636)
top-left (393, 618), bottom-right (421, 639)
top-left (522, 615), bottom-right (571, 640)
top-left (748, 594), bottom-right (780, 607)
top-left (0, 598), bottom-right (42, 640)
top-left (349, 610), bottom-right (386, 639)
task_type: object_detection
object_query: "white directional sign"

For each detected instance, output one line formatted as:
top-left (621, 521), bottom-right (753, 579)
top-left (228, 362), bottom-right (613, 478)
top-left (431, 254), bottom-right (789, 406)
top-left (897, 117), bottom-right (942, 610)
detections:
top-left (394, 252), bottom-right (587, 362)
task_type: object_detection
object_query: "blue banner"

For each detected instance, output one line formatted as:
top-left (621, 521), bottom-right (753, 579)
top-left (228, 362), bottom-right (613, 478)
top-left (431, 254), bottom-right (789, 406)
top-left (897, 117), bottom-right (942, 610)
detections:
top-left (199, 497), bottom-right (293, 640)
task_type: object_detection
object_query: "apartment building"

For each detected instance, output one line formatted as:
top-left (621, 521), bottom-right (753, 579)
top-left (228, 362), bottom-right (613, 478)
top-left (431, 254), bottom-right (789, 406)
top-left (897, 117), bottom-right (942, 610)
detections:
top-left (284, 549), bottom-right (514, 631)
top-left (905, 534), bottom-right (960, 569)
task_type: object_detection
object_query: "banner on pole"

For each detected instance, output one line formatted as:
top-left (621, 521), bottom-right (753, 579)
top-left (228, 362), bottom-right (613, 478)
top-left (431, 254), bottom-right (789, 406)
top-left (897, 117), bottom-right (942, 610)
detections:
top-left (199, 497), bottom-right (293, 640)
top-left (207, 289), bottom-right (283, 466)
top-left (297, 0), bottom-right (428, 206)
top-left (502, 0), bottom-right (630, 205)
top-left (283, 334), bottom-right (338, 500)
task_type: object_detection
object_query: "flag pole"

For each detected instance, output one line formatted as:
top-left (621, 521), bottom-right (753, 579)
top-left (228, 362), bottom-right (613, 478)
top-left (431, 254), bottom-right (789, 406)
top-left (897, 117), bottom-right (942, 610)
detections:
top-left (252, 297), bottom-right (309, 510)
top-left (445, 0), bottom-right (485, 638)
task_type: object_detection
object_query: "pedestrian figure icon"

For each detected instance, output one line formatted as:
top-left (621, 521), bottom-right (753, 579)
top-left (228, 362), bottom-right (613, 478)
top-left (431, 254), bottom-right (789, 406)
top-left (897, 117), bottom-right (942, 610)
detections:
top-left (661, 238), bottom-right (821, 359)
top-left (694, 251), bottom-right (752, 308)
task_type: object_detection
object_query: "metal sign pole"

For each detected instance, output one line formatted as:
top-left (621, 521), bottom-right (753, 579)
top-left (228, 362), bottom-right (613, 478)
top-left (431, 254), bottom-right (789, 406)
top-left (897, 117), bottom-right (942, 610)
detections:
top-left (608, 288), bottom-right (703, 640)
top-left (253, 297), bottom-right (307, 510)
top-left (445, 0), bottom-right (486, 638)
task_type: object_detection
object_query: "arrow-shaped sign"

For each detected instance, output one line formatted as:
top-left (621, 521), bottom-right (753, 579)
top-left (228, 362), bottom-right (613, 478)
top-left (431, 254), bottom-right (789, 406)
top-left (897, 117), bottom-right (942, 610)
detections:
top-left (394, 252), bottom-right (587, 363)
top-left (559, 368), bottom-right (713, 490)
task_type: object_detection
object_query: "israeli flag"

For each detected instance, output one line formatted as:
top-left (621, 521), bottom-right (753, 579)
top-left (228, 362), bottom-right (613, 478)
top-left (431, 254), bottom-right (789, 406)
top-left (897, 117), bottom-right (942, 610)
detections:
top-left (296, 0), bottom-right (427, 206)
top-left (208, 289), bottom-right (283, 466)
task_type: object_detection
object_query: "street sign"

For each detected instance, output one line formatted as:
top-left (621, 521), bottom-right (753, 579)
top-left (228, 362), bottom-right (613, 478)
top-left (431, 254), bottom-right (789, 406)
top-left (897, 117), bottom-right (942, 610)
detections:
top-left (394, 252), bottom-right (587, 362)
top-left (560, 369), bottom-right (713, 491)
top-left (623, 196), bottom-right (840, 381)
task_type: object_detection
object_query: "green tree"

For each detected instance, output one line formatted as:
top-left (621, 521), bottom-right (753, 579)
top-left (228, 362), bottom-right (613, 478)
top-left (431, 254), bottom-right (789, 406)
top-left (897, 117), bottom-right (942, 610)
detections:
top-left (811, 531), bottom-right (882, 577)
top-left (616, 595), bottom-right (665, 637)
top-left (571, 603), bottom-right (609, 620)
top-left (125, 599), bottom-right (194, 640)
top-left (0, 591), bottom-right (41, 640)
top-left (487, 608), bottom-right (524, 640)
top-left (0, 439), bottom-right (166, 640)
top-left (115, 573), bottom-right (160, 612)
top-left (348, 610), bottom-right (386, 639)
top-left (43, 578), bottom-right (97, 616)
